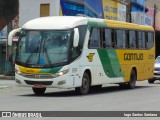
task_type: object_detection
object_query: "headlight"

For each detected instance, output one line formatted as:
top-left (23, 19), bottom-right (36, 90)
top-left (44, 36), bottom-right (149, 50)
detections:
top-left (52, 69), bottom-right (69, 78)
top-left (15, 69), bottom-right (69, 78)
top-left (15, 69), bottom-right (22, 75)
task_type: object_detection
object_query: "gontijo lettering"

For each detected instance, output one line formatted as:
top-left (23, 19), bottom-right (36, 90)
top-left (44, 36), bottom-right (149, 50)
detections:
top-left (124, 53), bottom-right (143, 61)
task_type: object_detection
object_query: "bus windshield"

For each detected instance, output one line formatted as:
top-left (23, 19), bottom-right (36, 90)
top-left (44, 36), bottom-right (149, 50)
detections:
top-left (16, 30), bottom-right (72, 67)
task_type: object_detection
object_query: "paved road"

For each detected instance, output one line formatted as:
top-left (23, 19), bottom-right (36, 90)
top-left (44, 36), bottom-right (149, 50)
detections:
top-left (0, 80), bottom-right (160, 119)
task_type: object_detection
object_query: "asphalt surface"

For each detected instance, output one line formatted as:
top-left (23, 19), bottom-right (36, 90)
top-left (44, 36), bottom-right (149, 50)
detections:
top-left (0, 79), bottom-right (160, 120)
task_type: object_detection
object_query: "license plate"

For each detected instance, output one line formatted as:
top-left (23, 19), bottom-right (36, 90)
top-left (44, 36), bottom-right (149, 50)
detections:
top-left (33, 84), bottom-right (45, 88)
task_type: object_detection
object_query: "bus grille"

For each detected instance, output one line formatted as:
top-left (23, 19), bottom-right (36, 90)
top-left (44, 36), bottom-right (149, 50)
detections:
top-left (24, 80), bottom-right (53, 85)
top-left (22, 74), bottom-right (53, 79)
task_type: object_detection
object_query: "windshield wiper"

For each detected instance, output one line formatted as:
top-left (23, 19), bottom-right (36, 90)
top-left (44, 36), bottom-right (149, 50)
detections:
top-left (41, 36), bottom-right (52, 65)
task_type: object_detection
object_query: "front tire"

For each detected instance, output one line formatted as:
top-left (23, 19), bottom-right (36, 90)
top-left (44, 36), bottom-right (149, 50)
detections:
top-left (75, 72), bottom-right (90, 95)
top-left (32, 87), bottom-right (46, 95)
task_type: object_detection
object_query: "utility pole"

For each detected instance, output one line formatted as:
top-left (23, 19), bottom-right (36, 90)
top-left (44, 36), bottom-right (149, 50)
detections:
top-left (154, 4), bottom-right (157, 29)
top-left (143, 0), bottom-right (146, 25)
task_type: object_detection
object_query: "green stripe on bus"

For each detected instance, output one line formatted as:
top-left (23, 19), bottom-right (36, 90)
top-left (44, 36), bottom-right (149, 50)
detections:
top-left (88, 21), bottom-right (106, 30)
top-left (97, 49), bottom-right (124, 78)
top-left (40, 66), bottom-right (62, 73)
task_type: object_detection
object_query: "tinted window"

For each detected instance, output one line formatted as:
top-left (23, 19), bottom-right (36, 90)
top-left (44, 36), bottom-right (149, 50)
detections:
top-left (138, 31), bottom-right (145, 49)
top-left (147, 32), bottom-right (154, 49)
top-left (141, 32), bottom-right (146, 48)
top-left (116, 29), bottom-right (126, 48)
top-left (77, 25), bottom-right (87, 50)
top-left (71, 25), bottom-right (87, 60)
top-left (89, 28), bottom-right (100, 48)
top-left (129, 31), bottom-right (136, 48)
top-left (138, 32), bottom-right (142, 48)
top-left (104, 28), bottom-right (112, 48)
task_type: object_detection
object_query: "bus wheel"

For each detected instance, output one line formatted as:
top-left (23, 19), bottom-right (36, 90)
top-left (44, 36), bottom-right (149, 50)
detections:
top-left (128, 70), bottom-right (136, 89)
top-left (148, 78), bottom-right (155, 84)
top-left (75, 72), bottom-right (90, 95)
top-left (32, 87), bottom-right (46, 95)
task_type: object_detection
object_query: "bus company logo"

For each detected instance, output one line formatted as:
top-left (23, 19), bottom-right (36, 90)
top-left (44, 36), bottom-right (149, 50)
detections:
top-left (87, 53), bottom-right (95, 62)
top-left (124, 53), bottom-right (143, 61)
top-left (26, 69), bottom-right (35, 73)
top-left (2, 112), bottom-right (11, 117)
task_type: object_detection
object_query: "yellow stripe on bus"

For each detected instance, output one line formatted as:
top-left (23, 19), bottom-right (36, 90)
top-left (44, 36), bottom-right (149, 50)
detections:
top-left (18, 65), bottom-right (41, 74)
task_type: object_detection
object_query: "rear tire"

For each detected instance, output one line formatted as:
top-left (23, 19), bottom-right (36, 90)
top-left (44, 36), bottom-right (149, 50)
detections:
top-left (148, 78), bottom-right (155, 84)
top-left (119, 70), bottom-right (136, 89)
top-left (127, 70), bottom-right (136, 89)
top-left (75, 72), bottom-right (90, 95)
top-left (32, 87), bottom-right (46, 95)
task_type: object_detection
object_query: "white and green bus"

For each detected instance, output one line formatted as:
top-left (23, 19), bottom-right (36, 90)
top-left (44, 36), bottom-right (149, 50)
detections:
top-left (8, 16), bottom-right (155, 95)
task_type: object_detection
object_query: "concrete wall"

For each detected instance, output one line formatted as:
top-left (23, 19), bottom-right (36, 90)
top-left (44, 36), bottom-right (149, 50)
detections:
top-left (19, 0), bottom-right (60, 27)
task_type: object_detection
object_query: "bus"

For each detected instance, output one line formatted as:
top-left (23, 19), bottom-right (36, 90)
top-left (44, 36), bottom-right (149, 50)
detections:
top-left (8, 16), bottom-right (155, 95)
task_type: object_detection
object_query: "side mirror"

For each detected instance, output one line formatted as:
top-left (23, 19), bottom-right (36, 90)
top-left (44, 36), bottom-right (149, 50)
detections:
top-left (8, 28), bottom-right (22, 46)
top-left (73, 28), bottom-right (79, 47)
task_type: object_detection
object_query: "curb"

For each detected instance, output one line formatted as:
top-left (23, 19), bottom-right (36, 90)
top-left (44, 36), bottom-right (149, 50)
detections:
top-left (0, 85), bottom-right (9, 89)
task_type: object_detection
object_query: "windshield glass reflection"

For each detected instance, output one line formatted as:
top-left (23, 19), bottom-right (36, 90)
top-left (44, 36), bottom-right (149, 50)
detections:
top-left (17, 30), bottom-right (71, 66)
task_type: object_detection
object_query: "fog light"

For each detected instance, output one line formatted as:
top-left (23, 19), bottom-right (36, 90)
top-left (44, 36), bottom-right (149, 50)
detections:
top-left (15, 79), bottom-right (21, 84)
top-left (58, 80), bottom-right (66, 85)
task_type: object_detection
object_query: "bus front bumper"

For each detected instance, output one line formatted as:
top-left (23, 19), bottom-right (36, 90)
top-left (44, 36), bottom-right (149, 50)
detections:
top-left (15, 73), bottom-right (80, 89)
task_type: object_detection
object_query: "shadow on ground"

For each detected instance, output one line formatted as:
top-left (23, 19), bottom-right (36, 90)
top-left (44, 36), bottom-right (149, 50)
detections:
top-left (19, 84), bottom-right (155, 97)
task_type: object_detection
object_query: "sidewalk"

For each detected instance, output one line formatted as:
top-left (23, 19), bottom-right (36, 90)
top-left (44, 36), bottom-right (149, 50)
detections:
top-left (0, 76), bottom-right (16, 89)
top-left (0, 75), bottom-right (15, 80)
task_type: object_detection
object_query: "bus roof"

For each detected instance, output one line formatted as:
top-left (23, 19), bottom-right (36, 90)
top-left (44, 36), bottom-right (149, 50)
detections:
top-left (87, 17), bottom-right (154, 31)
top-left (22, 16), bottom-right (88, 30)
top-left (22, 16), bottom-right (154, 31)
top-left (103, 19), bottom-right (154, 31)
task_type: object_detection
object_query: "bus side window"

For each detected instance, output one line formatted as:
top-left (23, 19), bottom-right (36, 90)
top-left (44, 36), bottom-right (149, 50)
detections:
top-left (138, 31), bottom-right (146, 49)
top-left (89, 28), bottom-right (100, 49)
top-left (129, 30), bottom-right (136, 49)
top-left (142, 31), bottom-right (146, 49)
top-left (71, 25), bottom-right (87, 60)
top-left (135, 31), bottom-right (138, 48)
top-left (147, 32), bottom-right (154, 49)
top-left (77, 25), bottom-right (87, 51)
top-left (104, 28), bottom-right (112, 48)
top-left (116, 29), bottom-right (126, 48)
top-left (138, 31), bottom-right (142, 49)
